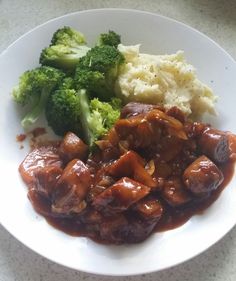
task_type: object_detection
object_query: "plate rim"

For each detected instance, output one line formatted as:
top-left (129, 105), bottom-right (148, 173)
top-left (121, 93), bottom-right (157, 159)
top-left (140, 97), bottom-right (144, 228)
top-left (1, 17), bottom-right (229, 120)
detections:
top-left (0, 8), bottom-right (236, 276)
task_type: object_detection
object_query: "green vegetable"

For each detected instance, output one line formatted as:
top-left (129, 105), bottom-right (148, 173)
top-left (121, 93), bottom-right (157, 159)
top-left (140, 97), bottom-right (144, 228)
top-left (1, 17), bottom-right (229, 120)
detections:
top-left (79, 90), bottom-right (121, 146)
top-left (40, 26), bottom-right (90, 71)
top-left (46, 87), bottom-right (82, 136)
top-left (75, 45), bottom-right (125, 101)
top-left (90, 98), bottom-right (121, 129)
top-left (12, 66), bottom-right (65, 128)
top-left (13, 28), bottom-right (124, 146)
top-left (97, 30), bottom-right (121, 48)
top-left (51, 26), bottom-right (86, 46)
top-left (56, 76), bottom-right (75, 90)
top-left (46, 81), bottom-right (121, 146)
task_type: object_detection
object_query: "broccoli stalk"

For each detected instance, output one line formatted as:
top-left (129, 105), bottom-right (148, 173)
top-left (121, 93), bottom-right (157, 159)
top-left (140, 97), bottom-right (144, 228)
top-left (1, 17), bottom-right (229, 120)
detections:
top-left (40, 26), bottom-right (90, 71)
top-left (12, 66), bottom-right (65, 128)
top-left (78, 89), bottom-right (95, 146)
top-left (22, 86), bottom-right (53, 127)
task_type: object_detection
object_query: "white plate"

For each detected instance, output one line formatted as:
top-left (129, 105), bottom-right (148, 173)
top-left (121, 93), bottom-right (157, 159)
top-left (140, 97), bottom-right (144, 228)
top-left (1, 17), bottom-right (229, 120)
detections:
top-left (0, 8), bottom-right (236, 276)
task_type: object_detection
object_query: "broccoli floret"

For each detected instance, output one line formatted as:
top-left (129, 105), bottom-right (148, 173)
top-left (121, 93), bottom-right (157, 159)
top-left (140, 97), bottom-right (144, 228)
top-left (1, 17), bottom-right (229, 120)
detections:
top-left (40, 45), bottom-right (90, 71)
top-left (97, 30), bottom-right (121, 48)
top-left (57, 76), bottom-right (75, 90)
top-left (79, 90), bottom-right (121, 146)
top-left (90, 98), bottom-right (121, 129)
top-left (12, 66), bottom-right (65, 128)
top-left (46, 87), bottom-right (82, 136)
top-left (75, 66), bottom-right (107, 97)
top-left (51, 26), bottom-right (86, 46)
top-left (79, 45), bottom-right (124, 73)
top-left (75, 45), bottom-right (125, 101)
top-left (40, 27), bottom-right (90, 72)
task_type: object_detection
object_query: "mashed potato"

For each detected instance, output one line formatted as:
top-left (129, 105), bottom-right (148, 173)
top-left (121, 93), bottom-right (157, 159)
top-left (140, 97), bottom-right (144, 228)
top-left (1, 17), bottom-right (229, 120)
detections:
top-left (115, 44), bottom-right (217, 118)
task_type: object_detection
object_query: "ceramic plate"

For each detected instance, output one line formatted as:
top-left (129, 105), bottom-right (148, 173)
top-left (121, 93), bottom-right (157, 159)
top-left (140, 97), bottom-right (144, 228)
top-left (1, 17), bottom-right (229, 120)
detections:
top-left (0, 8), bottom-right (236, 276)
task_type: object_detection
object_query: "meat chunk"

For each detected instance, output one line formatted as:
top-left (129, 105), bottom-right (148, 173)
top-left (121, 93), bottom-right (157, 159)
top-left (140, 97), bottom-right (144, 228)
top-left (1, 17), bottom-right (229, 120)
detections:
top-left (87, 168), bottom-right (115, 202)
top-left (34, 166), bottom-right (62, 197)
top-left (92, 177), bottom-right (150, 214)
top-left (161, 178), bottom-right (192, 206)
top-left (120, 102), bottom-right (163, 118)
top-left (146, 109), bottom-right (187, 140)
top-left (198, 129), bottom-right (230, 163)
top-left (59, 132), bottom-right (88, 163)
top-left (116, 109), bottom-right (187, 151)
top-left (28, 189), bottom-right (53, 217)
top-left (134, 197), bottom-right (163, 222)
top-left (108, 151), bottom-right (157, 188)
top-left (115, 115), bottom-right (157, 149)
top-left (183, 155), bottom-right (224, 195)
top-left (19, 145), bottom-right (63, 186)
top-left (99, 214), bottom-right (129, 244)
top-left (52, 159), bottom-right (91, 214)
top-left (124, 216), bottom-right (159, 243)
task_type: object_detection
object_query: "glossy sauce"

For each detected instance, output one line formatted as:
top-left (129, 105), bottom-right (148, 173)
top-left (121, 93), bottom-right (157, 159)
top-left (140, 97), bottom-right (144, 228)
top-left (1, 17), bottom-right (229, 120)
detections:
top-left (32, 160), bottom-right (235, 238)
top-left (19, 105), bottom-right (236, 244)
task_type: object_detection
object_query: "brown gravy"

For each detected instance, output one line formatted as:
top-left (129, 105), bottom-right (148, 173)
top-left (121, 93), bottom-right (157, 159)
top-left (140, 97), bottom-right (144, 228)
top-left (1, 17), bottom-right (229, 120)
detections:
top-left (31, 160), bottom-right (234, 239)
top-left (19, 105), bottom-right (236, 244)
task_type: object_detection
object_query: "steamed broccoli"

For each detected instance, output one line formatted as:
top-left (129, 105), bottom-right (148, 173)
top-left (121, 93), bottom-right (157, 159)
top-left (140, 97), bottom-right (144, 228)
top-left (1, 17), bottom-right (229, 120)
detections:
top-left (75, 45), bottom-right (125, 101)
top-left (45, 80), bottom-right (121, 146)
top-left (57, 76), bottom-right (75, 90)
top-left (90, 98), bottom-right (121, 129)
top-left (13, 28), bottom-right (124, 144)
top-left (46, 88), bottom-right (82, 136)
top-left (40, 26), bottom-right (90, 71)
top-left (51, 26), bottom-right (86, 46)
top-left (12, 66), bottom-right (65, 128)
top-left (97, 30), bottom-right (121, 48)
top-left (79, 90), bottom-right (121, 146)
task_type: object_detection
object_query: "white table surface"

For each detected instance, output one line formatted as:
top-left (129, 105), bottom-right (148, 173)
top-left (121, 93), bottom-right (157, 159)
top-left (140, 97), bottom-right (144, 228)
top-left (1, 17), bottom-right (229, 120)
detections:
top-left (0, 1), bottom-right (236, 280)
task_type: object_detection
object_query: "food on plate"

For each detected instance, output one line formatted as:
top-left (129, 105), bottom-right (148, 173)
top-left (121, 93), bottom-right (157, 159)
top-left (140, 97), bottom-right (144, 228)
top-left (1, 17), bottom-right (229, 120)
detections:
top-left (19, 104), bottom-right (236, 244)
top-left (13, 66), bottom-right (65, 128)
top-left (74, 45), bottom-right (125, 101)
top-left (39, 26), bottom-right (91, 71)
top-left (13, 27), bottom-right (217, 144)
top-left (13, 28), bottom-right (123, 143)
top-left (12, 27), bottom-right (236, 244)
top-left (115, 45), bottom-right (216, 119)
top-left (45, 86), bottom-right (121, 142)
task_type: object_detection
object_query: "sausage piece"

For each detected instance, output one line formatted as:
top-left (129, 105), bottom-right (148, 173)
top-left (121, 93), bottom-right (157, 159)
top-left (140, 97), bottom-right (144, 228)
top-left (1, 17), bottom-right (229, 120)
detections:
top-left (162, 178), bottom-right (192, 206)
top-left (59, 132), bottom-right (88, 163)
top-left (183, 155), bottom-right (224, 195)
top-left (52, 159), bottom-right (91, 214)
top-left (198, 129), bottom-right (229, 163)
